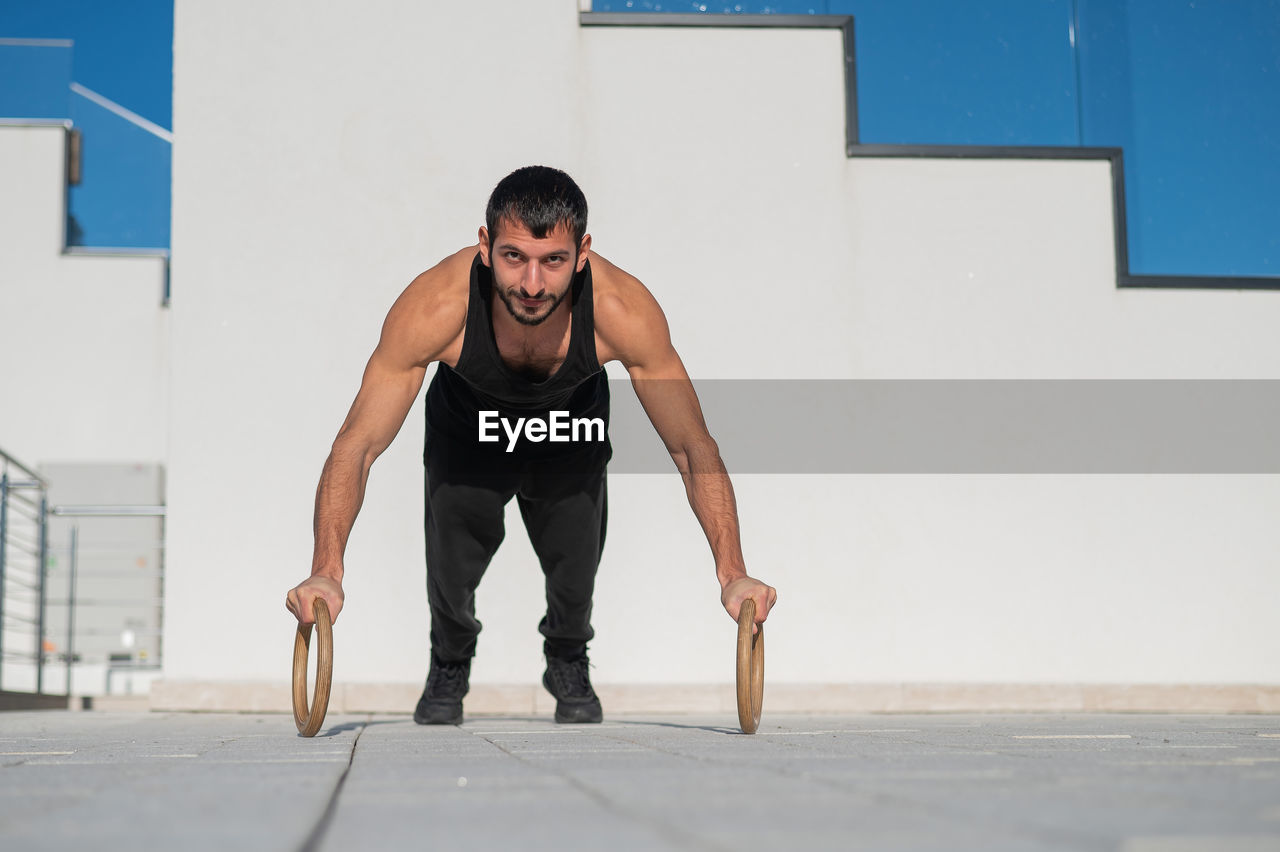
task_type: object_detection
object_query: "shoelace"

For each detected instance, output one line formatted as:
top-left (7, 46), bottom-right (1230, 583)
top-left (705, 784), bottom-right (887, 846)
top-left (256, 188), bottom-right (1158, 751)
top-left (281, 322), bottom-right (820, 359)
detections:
top-left (549, 657), bottom-right (593, 698)
top-left (429, 661), bottom-right (468, 697)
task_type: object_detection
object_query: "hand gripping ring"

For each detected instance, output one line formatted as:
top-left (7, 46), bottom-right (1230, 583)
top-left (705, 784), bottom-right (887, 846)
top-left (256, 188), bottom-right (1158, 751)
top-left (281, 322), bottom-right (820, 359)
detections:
top-left (736, 598), bottom-right (764, 734)
top-left (292, 598), bottom-right (333, 737)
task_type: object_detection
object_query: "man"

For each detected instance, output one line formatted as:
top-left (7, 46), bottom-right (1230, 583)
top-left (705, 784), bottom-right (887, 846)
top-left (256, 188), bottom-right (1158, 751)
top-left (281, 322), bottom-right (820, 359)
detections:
top-left (286, 166), bottom-right (776, 724)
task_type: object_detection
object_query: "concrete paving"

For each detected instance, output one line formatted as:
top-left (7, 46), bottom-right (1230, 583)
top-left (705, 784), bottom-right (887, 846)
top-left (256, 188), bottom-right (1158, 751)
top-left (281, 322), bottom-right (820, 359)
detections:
top-left (1, 711), bottom-right (1279, 851)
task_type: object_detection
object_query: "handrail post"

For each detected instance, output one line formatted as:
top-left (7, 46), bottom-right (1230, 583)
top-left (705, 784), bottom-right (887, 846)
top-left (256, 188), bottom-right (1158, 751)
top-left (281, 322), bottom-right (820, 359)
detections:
top-left (65, 524), bottom-right (78, 698)
top-left (156, 509), bottom-right (167, 670)
top-left (36, 494), bottom-right (48, 694)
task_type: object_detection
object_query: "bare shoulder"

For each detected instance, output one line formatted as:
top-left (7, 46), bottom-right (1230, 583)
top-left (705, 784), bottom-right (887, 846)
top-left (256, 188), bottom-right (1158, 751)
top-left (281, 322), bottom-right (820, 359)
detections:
top-left (589, 251), bottom-right (671, 367)
top-left (400, 245), bottom-right (476, 315)
top-left (380, 245), bottom-right (477, 367)
top-left (588, 251), bottom-right (655, 315)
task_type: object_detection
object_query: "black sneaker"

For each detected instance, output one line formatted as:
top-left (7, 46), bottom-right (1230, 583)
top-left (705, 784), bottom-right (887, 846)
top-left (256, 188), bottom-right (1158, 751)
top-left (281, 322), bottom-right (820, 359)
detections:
top-left (414, 653), bottom-right (471, 725)
top-left (542, 654), bottom-right (603, 724)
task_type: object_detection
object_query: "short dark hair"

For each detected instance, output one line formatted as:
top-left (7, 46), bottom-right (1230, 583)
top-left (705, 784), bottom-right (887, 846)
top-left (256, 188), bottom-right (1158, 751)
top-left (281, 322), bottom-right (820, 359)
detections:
top-left (485, 166), bottom-right (588, 248)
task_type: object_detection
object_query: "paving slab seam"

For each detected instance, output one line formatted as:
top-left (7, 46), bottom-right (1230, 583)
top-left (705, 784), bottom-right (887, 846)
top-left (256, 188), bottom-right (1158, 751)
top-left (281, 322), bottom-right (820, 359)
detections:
top-left (579, 726), bottom-right (1001, 844)
top-left (786, 730), bottom-right (1227, 847)
top-left (587, 724), bottom-right (1111, 849)
top-left (297, 717), bottom-right (368, 852)
top-left (587, 725), bottom-right (991, 832)
top-left (846, 722), bottom-right (1280, 844)
top-left (463, 725), bottom-right (729, 852)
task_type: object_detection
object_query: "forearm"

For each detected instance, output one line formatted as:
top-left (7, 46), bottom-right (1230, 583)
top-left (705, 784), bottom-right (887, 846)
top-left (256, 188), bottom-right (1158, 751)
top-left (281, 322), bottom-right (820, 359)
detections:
top-left (311, 442), bottom-right (375, 580)
top-left (675, 441), bottom-right (747, 587)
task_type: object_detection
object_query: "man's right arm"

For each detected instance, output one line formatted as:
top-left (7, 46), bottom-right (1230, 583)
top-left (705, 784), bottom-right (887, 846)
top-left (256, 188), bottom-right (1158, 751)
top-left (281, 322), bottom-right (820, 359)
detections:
top-left (285, 251), bottom-right (471, 625)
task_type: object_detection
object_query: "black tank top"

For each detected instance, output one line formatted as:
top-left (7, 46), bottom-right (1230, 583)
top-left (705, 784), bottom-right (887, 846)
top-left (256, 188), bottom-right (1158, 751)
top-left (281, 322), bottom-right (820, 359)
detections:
top-left (424, 253), bottom-right (610, 461)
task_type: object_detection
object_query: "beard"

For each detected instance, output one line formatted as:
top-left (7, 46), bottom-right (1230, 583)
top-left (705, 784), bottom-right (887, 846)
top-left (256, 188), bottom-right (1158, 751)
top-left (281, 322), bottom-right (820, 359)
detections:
top-left (495, 285), bottom-right (568, 326)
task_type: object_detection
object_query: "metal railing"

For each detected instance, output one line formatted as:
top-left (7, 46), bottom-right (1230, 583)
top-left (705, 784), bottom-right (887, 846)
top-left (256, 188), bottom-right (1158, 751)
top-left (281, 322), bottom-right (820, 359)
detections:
top-left (46, 504), bottom-right (166, 696)
top-left (0, 449), bottom-right (50, 694)
top-left (0, 448), bottom-right (166, 700)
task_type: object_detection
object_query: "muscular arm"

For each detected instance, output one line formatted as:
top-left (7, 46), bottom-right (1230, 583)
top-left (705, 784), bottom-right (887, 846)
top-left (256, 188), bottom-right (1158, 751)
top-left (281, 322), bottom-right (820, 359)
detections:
top-left (630, 352), bottom-right (746, 584)
top-left (286, 251), bottom-right (470, 624)
top-left (309, 331), bottom-right (427, 583)
top-left (592, 256), bottom-right (776, 627)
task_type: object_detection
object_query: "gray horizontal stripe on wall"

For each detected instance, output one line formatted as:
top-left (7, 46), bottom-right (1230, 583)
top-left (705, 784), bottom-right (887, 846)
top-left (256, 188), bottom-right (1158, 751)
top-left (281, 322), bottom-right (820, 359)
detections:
top-left (603, 379), bottom-right (1280, 474)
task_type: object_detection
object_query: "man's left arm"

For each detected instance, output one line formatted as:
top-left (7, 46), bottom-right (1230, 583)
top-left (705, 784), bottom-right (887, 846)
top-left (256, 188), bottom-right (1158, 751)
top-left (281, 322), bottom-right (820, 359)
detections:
top-left (597, 267), bottom-right (776, 629)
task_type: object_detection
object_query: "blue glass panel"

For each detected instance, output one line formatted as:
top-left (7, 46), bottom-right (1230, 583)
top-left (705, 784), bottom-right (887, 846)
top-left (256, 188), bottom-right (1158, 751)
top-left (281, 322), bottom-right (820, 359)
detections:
top-left (0, 0), bottom-right (172, 130)
top-left (594, 1), bottom-right (1081, 145)
top-left (4, 0), bottom-right (173, 249)
top-left (1090, 0), bottom-right (1279, 277)
top-left (595, 0), bottom-right (1280, 279)
top-left (67, 90), bottom-right (170, 249)
top-left (840, 0), bottom-right (1079, 146)
top-left (0, 43), bottom-right (72, 119)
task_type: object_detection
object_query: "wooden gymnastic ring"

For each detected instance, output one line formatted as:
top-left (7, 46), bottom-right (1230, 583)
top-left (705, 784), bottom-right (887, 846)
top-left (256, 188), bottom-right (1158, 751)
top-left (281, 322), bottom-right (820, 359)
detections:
top-left (292, 597), bottom-right (333, 737)
top-left (736, 598), bottom-right (764, 734)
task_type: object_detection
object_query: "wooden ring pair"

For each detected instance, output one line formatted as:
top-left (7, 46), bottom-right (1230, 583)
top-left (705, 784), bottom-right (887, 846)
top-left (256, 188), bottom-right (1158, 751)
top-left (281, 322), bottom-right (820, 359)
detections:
top-left (736, 598), bottom-right (765, 734)
top-left (293, 597), bottom-right (759, 735)
top-left (292, 598), bottom-right (334, 737)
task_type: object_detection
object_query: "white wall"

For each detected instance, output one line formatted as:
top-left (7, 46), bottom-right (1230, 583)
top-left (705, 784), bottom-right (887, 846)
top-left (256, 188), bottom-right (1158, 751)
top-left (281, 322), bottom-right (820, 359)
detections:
top-left (166, 1), bottom-right (1280, 697)
top-left (0, 125), bottom-right (169, 466)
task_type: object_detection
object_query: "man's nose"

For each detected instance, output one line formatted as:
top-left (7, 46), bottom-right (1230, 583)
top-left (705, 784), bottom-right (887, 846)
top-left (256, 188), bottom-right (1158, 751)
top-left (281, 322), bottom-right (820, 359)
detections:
top-left (521, 264), bottom-right (545, 296)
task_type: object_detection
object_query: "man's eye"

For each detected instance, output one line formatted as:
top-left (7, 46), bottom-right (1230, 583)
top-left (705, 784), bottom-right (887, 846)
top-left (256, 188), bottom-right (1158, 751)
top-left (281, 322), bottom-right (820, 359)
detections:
top-left (504, 252), bottom-right (521, 261)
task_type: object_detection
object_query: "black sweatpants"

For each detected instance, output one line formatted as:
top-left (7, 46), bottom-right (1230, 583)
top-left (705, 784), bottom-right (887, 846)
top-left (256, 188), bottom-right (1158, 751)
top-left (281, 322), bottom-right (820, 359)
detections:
top-left (423, 437), bottom-right (608, 663)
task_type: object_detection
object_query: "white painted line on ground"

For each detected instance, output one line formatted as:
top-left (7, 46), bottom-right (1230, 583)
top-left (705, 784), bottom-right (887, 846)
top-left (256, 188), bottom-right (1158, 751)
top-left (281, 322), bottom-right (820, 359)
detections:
top-left (465, 725), bottom-right (633, 734)
top-left (24, 757), bottom-right (355, 766)
top-left (1013, 735), bottom-right (1133, 740)
top-left (502, 748), bottom-right (650, 755)
top-left (757, 728), bottom-right (922, 735)
top-left (1257, 733), bottom-right (1280, 738)
top-left (1122, 835), bottom-right (1280, 851)
top-left (594, 725), bottom-right (663, 729)
top-left (881, 770), bottom-right (1016, 780)
top-left (1117, 758), bottom-right (1280, 767)
top-left (202, 758), bottom-right (353, 764)
top-left (468, 730), bottom-right (584, 735)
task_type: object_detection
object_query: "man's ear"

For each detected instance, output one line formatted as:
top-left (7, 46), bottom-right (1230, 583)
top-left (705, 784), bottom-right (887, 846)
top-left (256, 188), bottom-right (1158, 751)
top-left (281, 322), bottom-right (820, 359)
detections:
top-left (576, 233), bottom-right (592, 272)
top-left (478, 226), bottom-right (491, 266)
